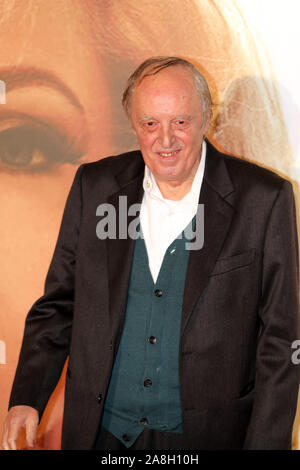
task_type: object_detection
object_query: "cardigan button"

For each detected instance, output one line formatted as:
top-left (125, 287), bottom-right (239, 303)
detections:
top-left (149, 336), bottom-right (156, 344)
top-left (144, 378), bottom-right (152, 387)
top-left (154, 289), bottom-right (163, 297)
top-left (122, 434), bottom-right (131, 442)
top-left (97, 393), bottom-right (103, 403)
top-left (139, 417), bottom-right (148, 425)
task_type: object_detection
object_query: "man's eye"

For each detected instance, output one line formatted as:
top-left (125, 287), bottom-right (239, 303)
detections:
top-left (143, 121), bottom-right (157, 131)
top-left (0, 124), bottom-right (82, 173)
top-left (174, 120), bottom-right (188, 128)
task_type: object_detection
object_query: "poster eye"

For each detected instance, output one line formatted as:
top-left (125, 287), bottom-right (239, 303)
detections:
top-left (0, 124), bottom-right (82, 172)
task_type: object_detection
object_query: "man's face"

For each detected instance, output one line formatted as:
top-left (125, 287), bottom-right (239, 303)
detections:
top-left (131, 66), bottom-right (210, 188)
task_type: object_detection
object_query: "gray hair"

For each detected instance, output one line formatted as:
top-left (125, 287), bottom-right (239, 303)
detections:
top-left (122, 56), bottom-right (213, 124)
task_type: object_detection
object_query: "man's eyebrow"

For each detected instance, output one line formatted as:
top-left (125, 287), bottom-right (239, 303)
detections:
top-left (0, 66), bottom-right (84, 112)
top-left (139, 116), bottom-right (156, 121)
top-left (138, 115), bottom-right (193, 122)
top-left (174, 115), bottom-right (193, 120)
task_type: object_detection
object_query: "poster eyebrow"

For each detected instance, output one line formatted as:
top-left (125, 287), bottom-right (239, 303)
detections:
top-left (0, 65), bottom-right (84, 113)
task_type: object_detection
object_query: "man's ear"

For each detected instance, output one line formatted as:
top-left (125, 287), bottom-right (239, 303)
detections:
top-left (131, 120), bottom-right (138, 137)
top-left (203, 112), bottom-right (212, 135)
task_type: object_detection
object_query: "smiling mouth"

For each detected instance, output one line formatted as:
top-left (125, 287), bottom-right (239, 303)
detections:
top-left (158, 149), bottom-right (181, 157)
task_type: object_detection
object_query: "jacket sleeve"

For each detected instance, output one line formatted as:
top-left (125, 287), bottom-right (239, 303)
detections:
top-left (8, 164), bottom-right (85, 419)
top-left (243, 179), bottom-right (300, 449)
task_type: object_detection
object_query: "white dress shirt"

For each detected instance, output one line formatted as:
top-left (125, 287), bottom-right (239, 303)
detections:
top-left (140, 141), bottom-right (206, 283)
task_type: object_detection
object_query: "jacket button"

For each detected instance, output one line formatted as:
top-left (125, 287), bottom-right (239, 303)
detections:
top-left (154, 289), bottom-right (162, 297)
top-left (144, 378), bottom-right (152, 387)
top-left (122, 434), bottom-right (131, 442)
top-left (149, 336), bottom-right (156, 344)
top-left (97, 393), bottom-right (103, 403)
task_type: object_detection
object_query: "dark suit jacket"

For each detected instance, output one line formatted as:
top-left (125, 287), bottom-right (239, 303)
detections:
top-left (9, 140), bottom-right (299, 450)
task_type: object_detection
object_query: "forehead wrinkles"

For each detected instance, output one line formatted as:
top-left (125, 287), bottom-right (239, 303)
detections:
top-left (139, 68), bottom-right (194, 95)
top-left (133, 69), bottom-right (201, 115)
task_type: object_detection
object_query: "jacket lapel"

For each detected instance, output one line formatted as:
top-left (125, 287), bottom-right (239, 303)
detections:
top-left (106, 156), bottom-right (144, 344)
top-left (180, 142), bottom-right (236, 335)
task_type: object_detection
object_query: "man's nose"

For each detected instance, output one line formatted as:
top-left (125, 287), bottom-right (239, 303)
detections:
top-left (158, 124), bottom-right (175, 148)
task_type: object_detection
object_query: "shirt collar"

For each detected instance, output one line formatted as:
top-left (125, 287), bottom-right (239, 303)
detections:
top-left (143, 140), bottom-right (206, 203)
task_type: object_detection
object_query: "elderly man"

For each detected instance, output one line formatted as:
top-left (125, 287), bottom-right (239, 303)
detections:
top-left (2, 57), bottom-right (299, 450)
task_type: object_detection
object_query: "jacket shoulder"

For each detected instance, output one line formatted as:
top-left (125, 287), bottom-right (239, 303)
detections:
top-left (74, 150), bottom-right (145, 196)
top-left (210, 142), bottom-right (289, 193)
top-left (80, 150), bottom-right (144, 178)
top-left (226, 155), bottom-right (285, 187)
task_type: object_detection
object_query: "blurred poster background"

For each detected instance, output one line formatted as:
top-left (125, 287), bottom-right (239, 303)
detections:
top-left (0, 0), bottom-right (299, 450)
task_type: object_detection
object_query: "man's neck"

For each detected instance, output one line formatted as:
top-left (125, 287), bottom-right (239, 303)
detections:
top-left (156, 176), bottom-right (195, 200)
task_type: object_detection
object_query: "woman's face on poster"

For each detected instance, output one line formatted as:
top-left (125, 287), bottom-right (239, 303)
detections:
top-left (0, 0), bottom-right (113, 348)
